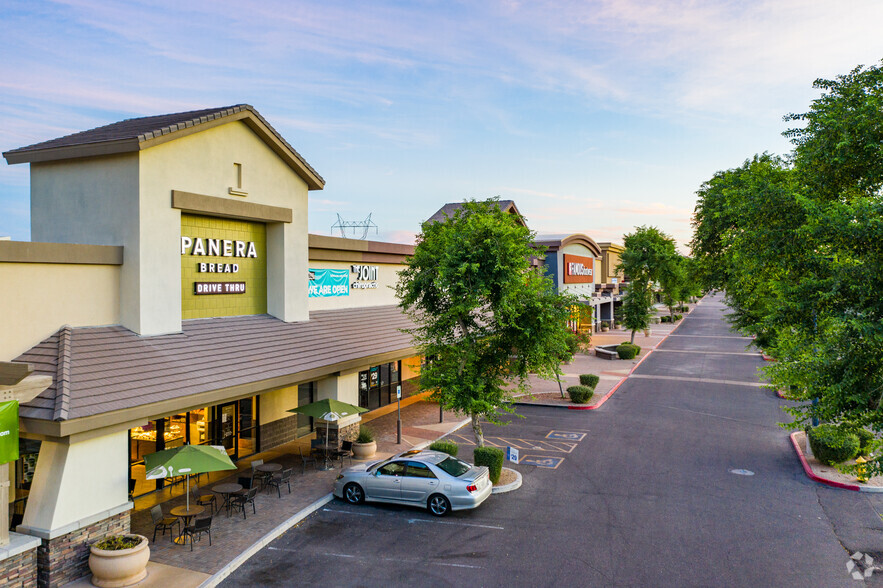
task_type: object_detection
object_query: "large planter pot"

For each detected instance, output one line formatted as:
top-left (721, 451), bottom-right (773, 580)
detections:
top-left (352, 440), bottom-right (376, 459)
top-left (89, 534), bottom-right (150, 588)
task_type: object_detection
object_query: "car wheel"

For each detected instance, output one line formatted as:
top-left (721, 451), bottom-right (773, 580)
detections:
top-left (344, 483), bottom-right (364, 505)
top-left (428, 494), bottom-right (450, 517)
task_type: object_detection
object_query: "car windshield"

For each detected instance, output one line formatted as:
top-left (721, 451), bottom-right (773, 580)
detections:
top-left (436, 456), bottom-right (471, 477)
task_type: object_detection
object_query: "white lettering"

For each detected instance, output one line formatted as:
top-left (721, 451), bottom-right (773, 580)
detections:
top-left (181, 236), bottom-right (192, 255)
top-left (235, 241), bottom-right (246, 257)
top-left (246, 242), bottom-right (257, 258)
top-left (568, 262), bottom-right (592, 276)
top-left (208, 239), bottom-right (221, 256)
top-left (193, 238), bottom-right (206, 256)
top-left (223, 240), bottom-right (233, 256)
top-left (233, 264), bottom-right (239, 272)
top-left (199, 263), bottom-right (207, 272)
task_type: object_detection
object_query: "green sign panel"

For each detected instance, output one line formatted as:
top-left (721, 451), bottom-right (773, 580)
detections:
top-left (0, 401), bottom-right (19, 465)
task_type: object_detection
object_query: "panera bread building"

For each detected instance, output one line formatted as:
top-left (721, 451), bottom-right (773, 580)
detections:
top-left (0, 105), bottom-right (424, 586)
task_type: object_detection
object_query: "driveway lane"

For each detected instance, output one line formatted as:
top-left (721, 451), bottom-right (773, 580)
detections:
top-left (223, 293), bottom-right (865, 587)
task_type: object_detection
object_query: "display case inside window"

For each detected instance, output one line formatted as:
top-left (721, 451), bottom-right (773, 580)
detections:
top-left (165, 414), bottom-right (187, 449)
top-left (189, 408), bottom-right (209, 445)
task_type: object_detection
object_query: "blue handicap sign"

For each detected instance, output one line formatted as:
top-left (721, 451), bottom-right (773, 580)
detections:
top-left (506, 446), bottom-right (519, 462)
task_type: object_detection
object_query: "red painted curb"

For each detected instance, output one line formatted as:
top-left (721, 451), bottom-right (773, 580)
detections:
top-left (762, 354), bottom-right (776, 362)
top-left (789, 432), bottom-right (860, 492)
top-left (776, 389), bottom-right (789, 399)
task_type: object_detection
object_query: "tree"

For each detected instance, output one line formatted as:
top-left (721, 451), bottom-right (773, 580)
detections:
top-left (396, 199), bottom-right (577, 446)
top-left (617, 226), bottom-right (678, 343)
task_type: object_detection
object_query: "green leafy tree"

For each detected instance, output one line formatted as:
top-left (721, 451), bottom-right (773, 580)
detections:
top-left (617, 226), bottom-right (678, 343)
top-left (396, 199), bottom-right (577, 446)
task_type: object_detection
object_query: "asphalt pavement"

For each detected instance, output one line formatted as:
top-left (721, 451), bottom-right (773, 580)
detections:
top-left (222, 292), bottom-right (883, 587)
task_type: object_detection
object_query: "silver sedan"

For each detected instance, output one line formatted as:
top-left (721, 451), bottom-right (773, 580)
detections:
top-left (333, 450), bottom-right (493, 516)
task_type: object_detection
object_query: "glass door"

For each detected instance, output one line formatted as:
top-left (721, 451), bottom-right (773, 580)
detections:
top-left (218, 402), bottom-right (238, 458)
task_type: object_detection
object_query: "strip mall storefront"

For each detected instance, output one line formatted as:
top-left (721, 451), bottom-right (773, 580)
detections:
top-left (0, 105), bottom-right (423, 586)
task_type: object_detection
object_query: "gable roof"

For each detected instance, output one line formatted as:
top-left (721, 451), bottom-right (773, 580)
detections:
top-left (15, 306), bottom-right (415, 436)
top-left (425, 200), bottom-right (526, 227)
top-left (3, 104), bottom-right (324, 190)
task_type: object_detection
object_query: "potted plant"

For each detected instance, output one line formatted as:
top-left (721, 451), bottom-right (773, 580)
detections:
top-left (600, 323), bottom-right (609, 332)
top-left (89, 534), bottom-right (150, 587)
top-left (352, 426), bottom-right (377, 459)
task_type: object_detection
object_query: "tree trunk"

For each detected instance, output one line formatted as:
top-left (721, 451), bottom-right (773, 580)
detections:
top-left (471, 413), bottom-right (484, 447)
top-left (556, 372), bottom-right (565, 399)
top-left (630, 329), bottom-right (636, 344)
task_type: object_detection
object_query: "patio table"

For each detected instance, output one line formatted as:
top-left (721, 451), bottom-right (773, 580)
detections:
top-left (212, 482), bottom-right (243, 517)
top-left (255, 463), bottom-right (282, 492)
top-left (170, 504), bottom-right (205, 544)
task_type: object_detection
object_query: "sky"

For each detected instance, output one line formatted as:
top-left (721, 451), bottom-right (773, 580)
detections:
top-left (2, 1), bottom-right (882, 252)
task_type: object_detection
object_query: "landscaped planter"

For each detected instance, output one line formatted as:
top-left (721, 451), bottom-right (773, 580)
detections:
top-left (89, 534), bottom-right (150, 587)
top-left (352, 440), bottom-right (376, 459)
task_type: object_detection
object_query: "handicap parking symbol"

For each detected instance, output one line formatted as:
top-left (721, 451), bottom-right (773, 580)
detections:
top-left (545, 431), bottom-right (586, 441)
top-left (520, 455), bottom-right (564, 469)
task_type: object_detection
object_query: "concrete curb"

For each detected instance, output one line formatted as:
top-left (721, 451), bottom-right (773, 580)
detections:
top-left (199, 493), bottom-right (335, 587)
top-left (491, 467), bottom-right (522, 494)
top-left (515, 320), bottom-right (681, 412)
top-left (200, 416), bottom-right (473, 587)
top-left (788, 432), bottom-right (883, 493)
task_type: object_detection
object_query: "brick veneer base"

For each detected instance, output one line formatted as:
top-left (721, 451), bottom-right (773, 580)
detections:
top-left (260, 413), bottom-right (299, 450)
top-left (0, 546), bottom-right (37, 587)
top-left (38, 510), bottom-right (130, 588)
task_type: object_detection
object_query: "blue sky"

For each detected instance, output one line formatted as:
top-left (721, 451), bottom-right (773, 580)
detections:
top-left (2, 1), bottom-right (882, 251)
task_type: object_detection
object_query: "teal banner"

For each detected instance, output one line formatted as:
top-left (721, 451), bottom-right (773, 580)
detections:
top-left (0, 401), bottom-right (19, 465)
top-left (308, 269), bottom-right (350, 298)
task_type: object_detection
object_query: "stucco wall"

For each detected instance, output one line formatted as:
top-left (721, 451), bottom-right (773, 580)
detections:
top-left (140, 121), bottom-right (311, 333)
top-left (307, 261), bottom-right (403, 312)
top-left (0, 262), bottom-right (120, 360)
top-left (21, 431), bottom-right (128, 537)
top-left (560, 242), bottom-right (595, 299)
top-left (259, 385), bottom-right (298, 425)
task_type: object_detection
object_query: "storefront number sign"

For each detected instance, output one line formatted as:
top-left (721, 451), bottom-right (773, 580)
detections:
top-left (0, 401), bottom-right (19, 465)
top-left (309, 269), bottom-right (350, 297)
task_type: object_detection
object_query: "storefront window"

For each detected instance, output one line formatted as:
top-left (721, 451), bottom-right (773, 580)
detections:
top-left (238, 397), bottom-right (257, 458)
top-left (297, 382), bottom-right (316, 438)
top-left (358, 361), bottom-right (403, 410)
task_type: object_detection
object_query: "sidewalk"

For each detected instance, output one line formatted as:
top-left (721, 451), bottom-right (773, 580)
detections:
top-left (103, 400), bottom-right (468, 586)
top-left (516, 318), bottom-right (680, 407)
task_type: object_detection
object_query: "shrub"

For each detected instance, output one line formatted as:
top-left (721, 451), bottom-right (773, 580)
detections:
top-left (95, 535), bottom-right (141, 551)
top-left (429, 440), bottom-right (459, 457)
top-left (356, 427), bottom-right (375, 444)
top-left (474, 446), bottom-right (504, 484)
top-left (807, 424), bottom-right (860, 465)
top-left (616, 343), bottom-right (638, 360)
top-left (567, 385), bottom-right (594, 403)
top-left (660, 316), bottom-right (672, 323)
top-left (854, 428), bottom-right (875, 455)
top-left (674, 314), bottom-right (683, 321)
top-left (579, 374), bottom-right (600, 389)
top-left (677, 305), bottom-right (690, 312)
top-left (621, 342), bottom-right (641, 354)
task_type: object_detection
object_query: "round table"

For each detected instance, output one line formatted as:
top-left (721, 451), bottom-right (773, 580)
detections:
top-left (255, 463), bottom-right (282, 473)
top-left (170, 504), bottom-right (205, 544)
top-left (212, 483), bottom-right (243, 517)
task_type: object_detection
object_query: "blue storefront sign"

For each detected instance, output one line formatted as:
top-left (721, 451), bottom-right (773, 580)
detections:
top-left (308, 269), bottom-right (350, 297)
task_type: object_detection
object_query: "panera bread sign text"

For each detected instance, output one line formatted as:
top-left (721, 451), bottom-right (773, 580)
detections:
top-left (194, 282), bottom-right (246, 295)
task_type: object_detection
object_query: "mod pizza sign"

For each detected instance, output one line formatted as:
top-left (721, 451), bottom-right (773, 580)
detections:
top-left (563, 254), bottom-right (594, 284)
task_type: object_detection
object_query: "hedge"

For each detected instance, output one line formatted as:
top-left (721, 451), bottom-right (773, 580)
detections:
top-left (807, 424), bottom-right (860, 466)
top-left (474, 446), bottom-right (504, 484)
top-left (616, 343), bottom-right (638, 360)
top-left (567, 385), bottom-right (594, 404)
top-left (579, 374), bottom-right (600, 389)
top-left (429, 440), bottom-right (459, 457)
top-left (854, 428), bottom-right (874, 455)
top-left (620, 342), bottom-right (641, 354)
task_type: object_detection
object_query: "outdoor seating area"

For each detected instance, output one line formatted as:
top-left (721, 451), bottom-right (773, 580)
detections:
top-left (128, 400), bottom-right (464, 575)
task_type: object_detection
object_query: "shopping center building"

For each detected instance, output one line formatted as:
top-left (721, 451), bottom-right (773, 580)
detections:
top-left (0, 105), bottom-right (424, 585)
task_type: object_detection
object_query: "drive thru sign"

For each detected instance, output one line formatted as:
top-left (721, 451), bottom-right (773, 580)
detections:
top-left (0, 401), bottom-right (18, 465)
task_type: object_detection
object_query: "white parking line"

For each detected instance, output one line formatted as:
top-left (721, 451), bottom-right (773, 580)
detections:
top-left (629, 374), bottom-right (766, 387)
top-left (667, 335), bottom-right (753, 339)
top-left (322, 508), bottom-right (375, 516)
top-left (310, 551), bottom-right (484, 569)
top-left (653, 349), bottom-right (759, 356)
top-left (407, 518), bottom-right (505, 530)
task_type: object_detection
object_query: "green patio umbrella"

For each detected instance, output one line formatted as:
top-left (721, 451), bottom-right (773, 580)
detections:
top-left (145, 444), bottom-right (236, 510)
top-left (287, 398), bottom-right (368, 421)
top-left (288, 399), bottom-right (367, 469)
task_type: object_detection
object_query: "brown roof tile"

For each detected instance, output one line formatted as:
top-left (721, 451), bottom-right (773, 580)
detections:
top-left (16, 306), bottom-right (416, 422)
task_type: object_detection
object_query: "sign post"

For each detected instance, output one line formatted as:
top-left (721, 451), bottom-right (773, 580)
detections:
top-left (396, 385), bottom-right (402, 444)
